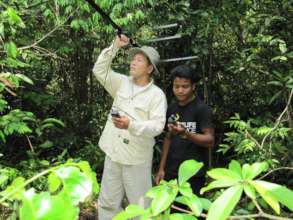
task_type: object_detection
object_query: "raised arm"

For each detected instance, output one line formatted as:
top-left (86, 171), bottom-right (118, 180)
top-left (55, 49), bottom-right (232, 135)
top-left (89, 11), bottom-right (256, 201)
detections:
top-left (92, 35), bottom-right (129, 97)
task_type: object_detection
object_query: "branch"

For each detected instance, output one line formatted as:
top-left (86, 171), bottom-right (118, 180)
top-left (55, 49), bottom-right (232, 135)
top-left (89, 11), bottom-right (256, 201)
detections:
top-left (260, 88), bottom-right (293, 148)
top-left (245, 130), bottom-right (262, 148)
top-left (259, 167), bottom-right (293, 180)
top-left (31, 45), bottom-right (66, 60)
top-left (171, 203), bottom-right (293, 220)
top-left (25, 135), bottom-right (35, 154)
top-left (19, 7), bottom-right (79, 51)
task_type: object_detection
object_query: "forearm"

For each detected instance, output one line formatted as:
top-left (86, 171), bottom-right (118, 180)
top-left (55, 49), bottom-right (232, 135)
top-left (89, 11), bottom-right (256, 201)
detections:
top-left (158, 135), bottom-right (171, 171)
top-left (92, 43), bottom-right (118, 81)
top-left (92, 43), bottom-right (124, 97)
top-left (185, 132), bottom-right (214, 148)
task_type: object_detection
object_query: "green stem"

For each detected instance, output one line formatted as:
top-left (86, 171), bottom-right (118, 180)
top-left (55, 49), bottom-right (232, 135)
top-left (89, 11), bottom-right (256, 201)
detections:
top-left (0, 163), bottom-right (79, 203)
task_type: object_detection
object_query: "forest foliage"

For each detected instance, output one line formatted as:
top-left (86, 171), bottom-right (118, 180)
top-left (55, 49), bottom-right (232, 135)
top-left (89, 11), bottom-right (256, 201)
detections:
top-left (0, 0), bottom-right (292, 219)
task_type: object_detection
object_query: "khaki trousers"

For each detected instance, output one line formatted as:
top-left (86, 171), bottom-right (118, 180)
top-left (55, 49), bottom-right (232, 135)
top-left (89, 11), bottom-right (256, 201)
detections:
top-left (98, 156), bottom-right (152, 220)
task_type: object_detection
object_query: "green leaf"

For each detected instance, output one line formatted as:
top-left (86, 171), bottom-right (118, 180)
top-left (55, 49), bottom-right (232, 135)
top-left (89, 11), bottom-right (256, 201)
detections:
top-left (228, 160), bottom-right (242, 178)
top-left (242, 164), bottom-right (253, 179)
top-left (185, 194), bottom-right (203, 216)
top-left (42, 118), bottom-right (64, 127)
top-left (145, 185), bottom-right (165, 199)
top-left (178, 160), bottom-right (203, 186)
top-left (48, 172), bottom-right (61, 193)
top-left (199, 198), bottom-right (211, 211)
top-left (243, 183), bottom-right (256, 199)
top-left (279, 42), bottom-right (287, 53)
top-left (6, 8), bottom-right (23, 25)
top-left (249, 162), bottom-right (268, 179)
top-left (169, 213), bottom-right (198, 220)
top-left (251, 180), bottom-right (280, 214)
top-left (77, 161), bottom-right (99, 194)
top-left (207, 185), bottom-right (243, 220)
top-left (1, 177), bottom-right (25, 200)
top-left (179, 182), bottom-right (193, 197)
top-left (113, 204), bottom-right (146, 220)
top-left (269, 90), bottom-right (282, 104)
top-left (150, 185), bottom-right (178, 216)
top-left (70, 20), bottom-right (80, 30)
top-left (200, 179), bottom-right (239, 194)
top-left (252, 180), bottom-right (293, 212)
top-left (19, 188), bottom-right (79, 220)
top-left (39, 140), bottom-right (54, 149)
top-left (15, 74), bottom-right (34, 85)
top-left (271, 56), bottom-right (287, 62)
top-left (55, 166), bottom-right (93, 205)
top-left (207, 168), bottom-right (241, 181)
top-left (5, 42), bottom-right (18, 58)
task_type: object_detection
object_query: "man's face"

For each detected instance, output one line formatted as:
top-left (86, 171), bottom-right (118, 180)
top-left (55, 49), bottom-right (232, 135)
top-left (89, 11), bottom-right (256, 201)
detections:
top-left (173, 77), bottom-right (195, 103)
top-left (130, 53), bottom-right (153, 79)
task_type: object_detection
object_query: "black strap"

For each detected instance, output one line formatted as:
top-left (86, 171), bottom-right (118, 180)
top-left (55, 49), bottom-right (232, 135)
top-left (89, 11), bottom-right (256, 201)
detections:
top-left (84, 0), bottom-right (139, 46)
top-left (84, 0), bottom-right (122, 35)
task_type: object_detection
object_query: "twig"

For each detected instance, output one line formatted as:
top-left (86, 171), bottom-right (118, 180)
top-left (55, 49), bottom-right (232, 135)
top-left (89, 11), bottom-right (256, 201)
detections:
top-left (4, 87), bottom-right (17, 96)
top-left (25, 135), bottom-right (35, 154)
top-left (171, 202), bottom-right (293, 220)
top-left (171, 205), bottom-right (193, 214)
top-left (253, 199), bottom-right (264, 213)
top-left (245, 130), bottom-right (262, 149)
top-left (260, 88), bottom-right (293, 148)
top-left (32, 45), bottom-right (66, 60)
top-left (259, 167), bottom-right (293, 180)
top-left (19, 7), bottom-right (79, 51)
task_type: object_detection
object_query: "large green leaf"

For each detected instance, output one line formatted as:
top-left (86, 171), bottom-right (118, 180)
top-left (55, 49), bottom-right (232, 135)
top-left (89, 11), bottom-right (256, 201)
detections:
top-left (200, 179), bottom-right (239, 194)
top-left (207, 185), bottom-right (243, 220)
top-left (178, 160), bottom-right (203, 186)
top-left (247, 162), bottom-right (268, 179)
top-left (251, 180), bottom-right (280, 214)
top-left (252, 180), bottom-right (293, 212)
top-left (185, 194), bottom-right (203, 216)
top-left (228, 160), bottom-right (242, 178)
top-left (241, 164), bottom-right (253, 179)
top-left (19, 189), bottom-right (79, 220)
top-left (77, 161), bottom-right (99, 194)
top-left (207, 168), bottom-right (241, 181)
top-left (145, 184), bottom-right (165, 199)
top-left (48, 172), bottom-right (61, 193)
top-left (0, 177), bottom-right (25, 200)
top-left (199, 198), bottom-right (212, 211)
top-left (150, 185), bottom-right (178, 216)
top-left (243, 182), bottom-right (256, 199)
top-left (55, 166), bottom-right (92, 205)
top-left (179, 182), bottom-right (193, 197)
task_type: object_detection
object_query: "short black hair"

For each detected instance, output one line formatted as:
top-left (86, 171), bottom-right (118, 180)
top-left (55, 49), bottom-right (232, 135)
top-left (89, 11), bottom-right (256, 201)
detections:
top-left (170, 65), bottom-right (201, 83)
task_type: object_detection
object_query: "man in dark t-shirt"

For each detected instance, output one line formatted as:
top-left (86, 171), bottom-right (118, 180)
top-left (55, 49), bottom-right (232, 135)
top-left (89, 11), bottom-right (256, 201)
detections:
top-left (155, 65), bottom-right (214, 194)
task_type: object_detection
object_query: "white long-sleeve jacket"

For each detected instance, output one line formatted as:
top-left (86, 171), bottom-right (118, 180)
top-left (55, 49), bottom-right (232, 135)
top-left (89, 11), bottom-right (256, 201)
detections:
top-left (93, 43), bottom-right (167, 165)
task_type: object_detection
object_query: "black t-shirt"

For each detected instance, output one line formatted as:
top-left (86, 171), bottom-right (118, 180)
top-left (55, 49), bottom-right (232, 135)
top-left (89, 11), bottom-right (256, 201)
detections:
top-left (165, 96), bottom-right (213, 177)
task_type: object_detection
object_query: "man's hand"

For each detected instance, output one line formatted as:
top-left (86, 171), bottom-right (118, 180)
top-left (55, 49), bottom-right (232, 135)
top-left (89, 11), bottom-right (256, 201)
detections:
top-left (155, 169), bottom-right (165, 185)
top-left (114, 34), bottom-right (129, 48)
top-left (168, 123), bottom-right (186, 136)
top-left (112, 115), bottom-right (130, 129)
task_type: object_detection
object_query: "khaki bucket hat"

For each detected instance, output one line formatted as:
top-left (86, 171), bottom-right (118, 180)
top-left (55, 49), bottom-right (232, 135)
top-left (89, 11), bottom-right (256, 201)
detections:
top-left (128, 46), bottom-right (160, 74)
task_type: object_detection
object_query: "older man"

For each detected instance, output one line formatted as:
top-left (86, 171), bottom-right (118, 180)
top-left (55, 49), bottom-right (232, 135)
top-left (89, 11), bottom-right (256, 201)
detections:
top-left (93, 35), bottom-right (167, 219)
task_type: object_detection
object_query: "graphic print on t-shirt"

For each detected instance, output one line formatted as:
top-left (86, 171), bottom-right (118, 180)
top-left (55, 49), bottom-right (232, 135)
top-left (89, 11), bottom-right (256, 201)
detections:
top-left (168, 113), bottom-right (197, 134)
